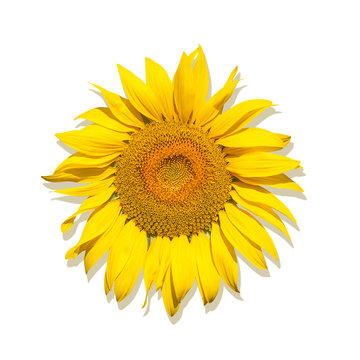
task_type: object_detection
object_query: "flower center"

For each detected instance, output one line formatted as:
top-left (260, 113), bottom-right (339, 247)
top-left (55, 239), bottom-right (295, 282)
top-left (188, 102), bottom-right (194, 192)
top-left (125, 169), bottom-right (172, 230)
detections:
top-left (157, 155), bottom-right (194, 190)
top-left (114, 122), bottom-right (231, 238)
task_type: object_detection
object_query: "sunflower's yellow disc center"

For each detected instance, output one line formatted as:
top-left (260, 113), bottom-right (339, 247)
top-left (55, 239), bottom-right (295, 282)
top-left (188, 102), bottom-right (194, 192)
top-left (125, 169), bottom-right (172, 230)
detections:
top-left (157, 155), bottom-right (194, 190)
top-left (114, 122), bottom-right (231, 238)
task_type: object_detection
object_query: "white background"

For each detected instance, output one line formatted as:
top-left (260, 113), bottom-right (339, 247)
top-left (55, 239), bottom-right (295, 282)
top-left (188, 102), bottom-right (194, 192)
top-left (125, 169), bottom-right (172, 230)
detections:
top-left (1, 1), bottom-right (359, 359)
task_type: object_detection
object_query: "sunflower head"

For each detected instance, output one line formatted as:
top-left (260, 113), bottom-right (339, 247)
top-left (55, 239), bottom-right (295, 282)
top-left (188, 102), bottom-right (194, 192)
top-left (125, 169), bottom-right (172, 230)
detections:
top-left (114, 121), bottom-right (232, 238)
top-left (43, 46), bottom-right (303, 317)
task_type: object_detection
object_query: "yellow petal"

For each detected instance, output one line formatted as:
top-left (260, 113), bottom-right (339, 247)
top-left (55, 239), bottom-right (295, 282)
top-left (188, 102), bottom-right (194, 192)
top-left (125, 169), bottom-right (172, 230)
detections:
top-left (278, 133), bottom-right (291, 146)
top-left (232, 182), bottom-right (297, 223)
top-left (210, 222), bottom-right (239, 292)
top-left (230, 190), bottom-right (290, 239)
top-left (54, 177), bottom-right (114, 197)
top-left (42, 167), bottom-right (116, 183)
top-left (114, 228), bottom-right (148, 302)
top-left (225, 203), bottom-right (278, 260)
top-left (171, 235), bottom-right (195, 302)
top-left (53, 152), bottom-right (120, 175)
top-left (207, 99), bottom-right (273, 138)
top-left (227, 152), bottom-right (301, 178)
top-left (155, 236), bottom-right (171, 291)
top-left (192, 45), bottom-right (209, 118)
top-left (196, 67), bottom-right (239, 126)
top-left (65, 199), bottom-right (121, 258)
top-left (192, 232), bottom-right (221, 305)
top-left (219, 210), bottom-right (267, 269)
top-left (217, 128), bottom-right (285, 150)
top-left (145, 58), bottom-right (174, 121)
top-left (75, 107), bottom-right (138, 133)
top-left (104, 220), bottom-right (136, 294)
top-left (117, 64), bottom-right (162, 122)
top-left (84, 214), bottom-right (127, 273)
top-left (56, 124), bottom-right (129, 156)
top-left (61, 187), bottom-right (116, 233)
top-left (91, 84), bottom-right (144, 128)
top-left (161, 268), bottom-right (180, 317)
top-left (143, 236), bottom-right (171, 307)
top-left (238, 173), bottom-right (304, 192)
top-left (173, 52), bottom-right (195, 123)
top-left (223, 133), bottom-right (291, 156)
top-left (142, 238), bottom-right (160, 307)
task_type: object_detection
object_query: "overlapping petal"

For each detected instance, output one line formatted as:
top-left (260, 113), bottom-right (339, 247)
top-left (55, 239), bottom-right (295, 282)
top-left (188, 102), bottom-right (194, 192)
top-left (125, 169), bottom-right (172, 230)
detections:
top-left (145, 58), bottom-right (174, 121)
top-left (192, 232), bottom-right (221, 305)
top-left (207, 99), bottom-right (273, 138)
top-left (173, 52), bottom-right (196, 123)
top-left (42, 167), bottom-right (116, 183)
top-left (56, 124), bottom-right (129, 156)
top-left (52, 152), bottom-right (121, 174)
top-left (75, 107), bottom-right (138, 133)
top-left (232, 182), bottom-right (297, 223)
top-left (90, 84), bottom-right (144, 128)
top-left (217, 128), bottom-right (285, 150)
top-left (238, 173), bottom-right (303, 192)
top-left (143, 236), bottom-right (171, 307)
top-left (219, 210), bottom-right (267, 269)
top-left (225, 202), bottom-right (278, 260)
top-left (54, 177), bottom-right (114, 197)
top-left (210, 222), bottom-right (239, 292)
top-left (196, 67), bottom-right (239, 126)
top-left (230, 190), bottom-right (290, 239)
top-left (61, 187), bottom-right (116, 233)
top-left (113, 227), bottom-right (147, 302)
top-left (227, 152), bottom-right (301, 178)
top-left (65, 199), bottom-right (121, 258)
top-left (84, 214), bottom-right (127, 273)
top-left (117, 64), bottom-right (163, 122)
top-left (170, 235), bottom-right (195, 303)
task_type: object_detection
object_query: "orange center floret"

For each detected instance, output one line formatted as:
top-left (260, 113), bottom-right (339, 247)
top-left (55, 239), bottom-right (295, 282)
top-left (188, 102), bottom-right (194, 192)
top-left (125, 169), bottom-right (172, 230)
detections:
top-left (144, 142), bottom-right (206, 202)
top-left (114, 122), bottom-right (231, 238)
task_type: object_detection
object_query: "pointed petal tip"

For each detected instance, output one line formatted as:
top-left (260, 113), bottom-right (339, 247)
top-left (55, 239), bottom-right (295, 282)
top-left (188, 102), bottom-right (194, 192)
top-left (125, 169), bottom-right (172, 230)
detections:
top-left (104, 282), bottom-right (110, 295)
top-left (61, 223), bottom-right (72, 233)
top-left (142, 291), bottom-right (149, 309)
top-left (65, 248), bottom-right (77, 260)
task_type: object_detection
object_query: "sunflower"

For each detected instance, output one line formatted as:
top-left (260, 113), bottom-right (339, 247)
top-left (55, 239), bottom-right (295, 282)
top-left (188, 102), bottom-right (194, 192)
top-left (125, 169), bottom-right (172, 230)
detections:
top-left (43, 46), bottom-right (303, 316)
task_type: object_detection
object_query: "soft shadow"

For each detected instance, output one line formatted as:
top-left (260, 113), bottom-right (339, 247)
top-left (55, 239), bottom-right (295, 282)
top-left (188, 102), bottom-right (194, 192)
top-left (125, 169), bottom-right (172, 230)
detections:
top-left (89, 89), bottom-right (107, 105)
top-left (275, 142), bottom-right (294, 157)
top-left (87, 251), bottom-right (108, 282)
top-left (67, 252), bottom-right (85, 267)
top-left (247, 107), bottom-right (280, 128)
top-left (263, 249), bottom-right (281, 268)
top-left (104, 271), bottom-right (144, 307)
top-left (256, 216), bottom-right (294, 248)
top-left (117, 270), bottom-right (144, 310)
top-left (223, 85), bottom-right (247, 113)
top-left (205, 282), bottom-right (224, 313)
top-left (205, 56), bottom-right (212, 101)
top-left (57, 140), bottom-right (76, 155)
top-left (52, 195), bottom-right (86, 204)
top-left (62, 212), bottom-right (91, 241)
top-left (76, 120), bottom-right (93, 128)
top-left (204, 282), bottom-right (243, 314)
top-left (267, 187), bottom-right (307, 201)
top-left (167, 282), bottom-right (198, 325)
top-left (43, 182), bottom-right (85, 191)
top-left (106, 287), bottom-right (115, 303)
top-left (142, 286), bottom-right (156, 316)
top-left (263, 168), bottom-right (307, 201)
top-left (236, 250), bottom-right (271, 277)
